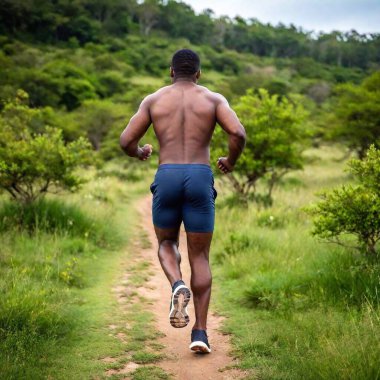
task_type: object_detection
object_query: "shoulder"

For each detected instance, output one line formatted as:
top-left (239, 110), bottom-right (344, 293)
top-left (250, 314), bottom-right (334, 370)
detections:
top-left (140, 85), bottom-right (172, 106)
top-left (197, 85), bottom-right (229, 105)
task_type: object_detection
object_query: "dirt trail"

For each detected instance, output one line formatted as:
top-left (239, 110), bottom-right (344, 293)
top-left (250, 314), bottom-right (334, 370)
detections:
top-left (136, 195), bottom-right (246, 380)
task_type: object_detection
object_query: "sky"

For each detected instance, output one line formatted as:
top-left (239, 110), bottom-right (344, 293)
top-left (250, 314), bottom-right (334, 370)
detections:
top-left (183, 0), bottom-right (380, 34)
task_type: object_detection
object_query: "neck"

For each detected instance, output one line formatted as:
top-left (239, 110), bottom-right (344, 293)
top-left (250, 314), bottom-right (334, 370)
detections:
top-left (173, 76), bottom-right (197, 84)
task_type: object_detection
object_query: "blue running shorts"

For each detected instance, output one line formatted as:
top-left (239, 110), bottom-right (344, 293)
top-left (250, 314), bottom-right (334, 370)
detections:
top-left (150, 164), bottom-right (217, 233)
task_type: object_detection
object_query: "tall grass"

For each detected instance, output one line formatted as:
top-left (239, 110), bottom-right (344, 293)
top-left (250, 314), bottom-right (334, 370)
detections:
top-left (0, 173), bottom-right (132, 379)
top-left (212, 146), bottom-right (380, 379)
top-left (0, 198), bottom-right (122, 248)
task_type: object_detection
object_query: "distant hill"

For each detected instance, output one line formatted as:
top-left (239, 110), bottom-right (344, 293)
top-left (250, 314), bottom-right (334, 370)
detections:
top-left (0, 0), bottom-right (379, 70)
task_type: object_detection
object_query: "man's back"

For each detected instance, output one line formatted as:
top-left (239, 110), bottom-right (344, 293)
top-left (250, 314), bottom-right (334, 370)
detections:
top-left (148, 82), bottom-right (218, 164)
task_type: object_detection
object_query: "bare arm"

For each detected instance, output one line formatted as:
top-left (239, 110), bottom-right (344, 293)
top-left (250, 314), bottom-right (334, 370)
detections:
top-left (120, 96), bottom-right (153, 160)
top-left (215, 95), bottom-right (246, 173)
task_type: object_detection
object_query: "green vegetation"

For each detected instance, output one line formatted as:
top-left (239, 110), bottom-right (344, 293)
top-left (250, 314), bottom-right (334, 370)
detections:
top-left (0, 171), bottom-right (168, 379)
top-left (1, 0), bottom-right (379, 378)
top-left (0, 91), bottom-right (92, 203)
top-left (0, 175), bottom-right (122, 377)
top-left (212, 89), bottom-right (308, 203)
top-left (212, 146), bottom-right (380, 379)
top-left (331, 72), bottom-right (380, 158)
top-left (307, 145), bottom-right (380, 257)
top-left (0, 0), bottom-right (379, 71)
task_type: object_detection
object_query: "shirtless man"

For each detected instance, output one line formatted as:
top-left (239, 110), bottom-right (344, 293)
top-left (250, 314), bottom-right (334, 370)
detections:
top-left (120, 49), bottom-right (246, 354)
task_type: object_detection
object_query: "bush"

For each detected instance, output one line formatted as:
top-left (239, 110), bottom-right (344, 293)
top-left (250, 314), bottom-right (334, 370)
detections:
top-left (307, 145), bottom-right (380, 258)
top-left (213, 89), bottom-right (308, 204)
top-left (97, 70), bottom-right (129, 97)
top-left (63, 99), bottom-right (129, 153)
top-left (331, 72), bottom-right (380, 159)
top-left (0, 91), bottom-right (92, 204)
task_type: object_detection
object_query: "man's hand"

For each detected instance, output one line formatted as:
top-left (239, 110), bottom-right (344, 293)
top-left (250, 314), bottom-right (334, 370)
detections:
top-left (217, 157), bottom-right (234, 174)
top-left (137, 144), bottom-right (153, 161)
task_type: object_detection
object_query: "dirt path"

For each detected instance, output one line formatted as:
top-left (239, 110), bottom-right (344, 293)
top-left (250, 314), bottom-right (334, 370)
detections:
top-left (135, 195), bottom-right (246, 380)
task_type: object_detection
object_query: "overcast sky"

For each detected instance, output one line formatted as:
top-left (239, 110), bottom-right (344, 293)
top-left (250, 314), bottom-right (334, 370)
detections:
top-left (183, 0), bottom-right (380, 34)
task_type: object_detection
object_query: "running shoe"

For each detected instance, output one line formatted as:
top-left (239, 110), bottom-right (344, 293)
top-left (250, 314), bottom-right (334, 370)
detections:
top-left (189, 329), bottom-right (211, 353)
top-left (169, 280), bottom-right (191, 328)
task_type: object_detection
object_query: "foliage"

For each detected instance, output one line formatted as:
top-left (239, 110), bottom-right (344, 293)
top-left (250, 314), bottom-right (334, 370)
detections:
top-left (0, 9), bottom-right (375, 169)
top-left (331, 71), bottom-right (380, 158)
top-left (307, 145), bottom-right (380, 257)
top-left (0, 172), bottom-right (136, 379)
top-left (0, 198), bottom-right (121, 248)
top-left (213, 89), bottom-right (308, 204)
top-left (0, 1), bottom-right (379, 70)
top-left (0, 91), bottom-right (92, 203)
top-left (211, 146), bottom-right (380, 378)
top-left (63, 99), bottom-right (129, 154)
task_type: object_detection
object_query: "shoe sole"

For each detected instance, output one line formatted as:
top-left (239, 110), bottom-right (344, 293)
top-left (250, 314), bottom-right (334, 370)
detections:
top-left (169, 285), bottom-right (191, 328)
top-left (189, 341), bottom-right (211, 354)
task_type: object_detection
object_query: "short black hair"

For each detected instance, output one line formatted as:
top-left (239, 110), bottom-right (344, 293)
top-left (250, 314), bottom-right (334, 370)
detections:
top-left (171, 49), bottom-right (200, 77)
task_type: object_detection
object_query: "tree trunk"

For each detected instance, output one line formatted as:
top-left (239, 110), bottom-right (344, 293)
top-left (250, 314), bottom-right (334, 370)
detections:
top-left (226, 174), bottom-right (250, 204)
top-left (366, 237), bottom-right (379, 259)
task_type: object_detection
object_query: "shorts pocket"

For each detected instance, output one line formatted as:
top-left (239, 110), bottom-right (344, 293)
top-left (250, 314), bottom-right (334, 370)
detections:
top-left (212, 186), bottom-right (218, 200)
top-left (150, 182), bottom-right (157, 194)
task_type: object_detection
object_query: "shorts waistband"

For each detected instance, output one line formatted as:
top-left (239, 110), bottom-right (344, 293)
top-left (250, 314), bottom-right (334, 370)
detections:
top-left (158, 163), bottom-right (211, 171)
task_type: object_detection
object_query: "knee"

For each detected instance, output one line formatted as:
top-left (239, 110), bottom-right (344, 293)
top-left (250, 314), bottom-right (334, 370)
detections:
top-left (159, 239), bottom-right (177, 249)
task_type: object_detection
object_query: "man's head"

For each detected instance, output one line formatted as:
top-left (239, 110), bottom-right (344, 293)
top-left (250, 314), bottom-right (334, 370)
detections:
top-left (170, 49), bottom-right (201, 81)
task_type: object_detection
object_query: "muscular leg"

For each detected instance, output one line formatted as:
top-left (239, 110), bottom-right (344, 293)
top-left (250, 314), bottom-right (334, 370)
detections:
top-left (154, 226), bottom-right (182, 286)
top-left (186, 232), bottom-right (213, 330)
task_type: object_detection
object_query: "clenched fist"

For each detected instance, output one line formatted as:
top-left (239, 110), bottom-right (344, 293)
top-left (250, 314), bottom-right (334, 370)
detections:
top-left (217, 157), bottom-right (234, 174)
top-left (138, 144), bottom-right (153, 161)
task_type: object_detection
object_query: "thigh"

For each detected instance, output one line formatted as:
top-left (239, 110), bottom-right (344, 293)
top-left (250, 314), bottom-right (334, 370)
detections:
top-left (154, 226), bottom-right (180, 245)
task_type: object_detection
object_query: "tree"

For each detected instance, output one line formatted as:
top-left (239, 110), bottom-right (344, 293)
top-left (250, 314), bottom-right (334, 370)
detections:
top-left (63, 99), bottom-right (128, 153)
top-left (331, 71), bottom-right (380, 159)
top-left (0, 91), bottom-right (92, 204)
top-left (157, 1), bottom-right (213, 44)
top-left (136, 0), bottom-right (161, 36)
top-left (306, 145), bottom-right (380, 258)
top-left (212, 89), bottom-right (308, 204)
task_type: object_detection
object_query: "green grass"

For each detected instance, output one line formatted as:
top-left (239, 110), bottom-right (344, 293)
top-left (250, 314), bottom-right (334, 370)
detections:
top-left (0, 198), bottom-right (123, 250)
top-left (0, 166), bottom-right (168, 379)
top-left (0, 227), bottom-right (126, 378)
top-left (129, 75), bottom-right (166, 87)
top-left (212, 146), bottom-right (380, 380)
top-left (3, 145), bottom-right (379, 379)
top-left (131, 366), bottom-right (170, 380)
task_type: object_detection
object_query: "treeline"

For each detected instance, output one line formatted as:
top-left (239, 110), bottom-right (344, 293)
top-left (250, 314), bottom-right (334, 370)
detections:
top-left (0, 0), bottom-right (379, 70)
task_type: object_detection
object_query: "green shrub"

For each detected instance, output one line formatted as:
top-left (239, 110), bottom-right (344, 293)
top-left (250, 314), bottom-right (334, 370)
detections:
top-left (97, 70), bottom-right (129, 97)
top-left (0, 91), bottom-right (92, 204)
top-left (331, 72), bottom-right (380, 159)
top-left (212, 89), bottom-right (309, 203)
top-left (307, 145), bottom-right (380, 258)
